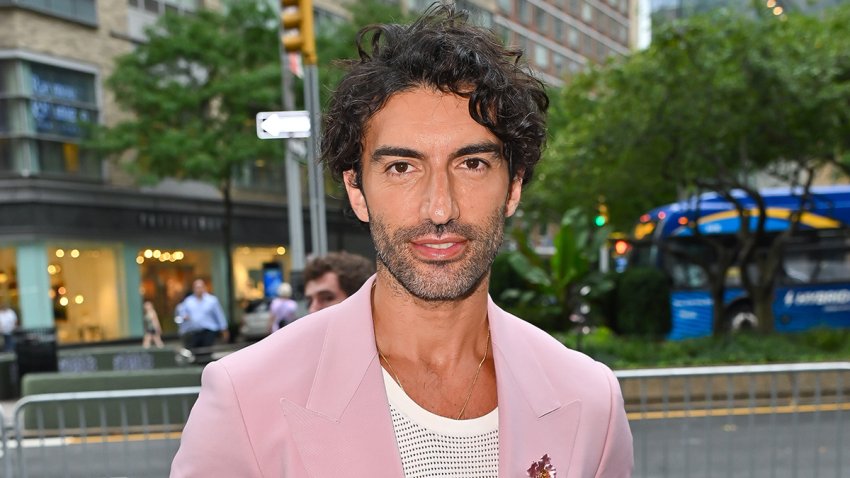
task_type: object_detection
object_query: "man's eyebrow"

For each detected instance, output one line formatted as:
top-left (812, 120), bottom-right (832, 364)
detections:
top-left (371, 142), bottom-right (502, 162)
top-left (371, 146), bottom-right (424, 162)
top-left (453, 141), bottom-right (502, 159)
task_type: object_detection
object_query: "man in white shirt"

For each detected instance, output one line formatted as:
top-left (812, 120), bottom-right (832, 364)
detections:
top-left (0, 302), bottom-right (18, 353)
top-left (172, 5), bottom-right (633, 477)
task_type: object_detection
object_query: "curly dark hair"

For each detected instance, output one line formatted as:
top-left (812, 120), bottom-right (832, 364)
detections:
top-left (304, 251), bottom-right (376, 297)
top-left (321, 3), bottom-right (548, 189)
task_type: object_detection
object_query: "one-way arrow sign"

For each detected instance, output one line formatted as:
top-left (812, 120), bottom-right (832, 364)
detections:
top-left (256, 111), bottom-right (311, 139)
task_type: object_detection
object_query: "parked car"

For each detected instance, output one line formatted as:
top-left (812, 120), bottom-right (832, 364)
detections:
top-left (239, 298), bottom-right (271, 341)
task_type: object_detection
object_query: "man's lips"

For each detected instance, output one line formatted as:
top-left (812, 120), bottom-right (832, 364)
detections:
top-left (410, 237), bottom-right (467, 259)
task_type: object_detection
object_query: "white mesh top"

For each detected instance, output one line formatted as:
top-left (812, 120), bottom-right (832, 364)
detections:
top-left (382, 368), bottom-right (500, 478)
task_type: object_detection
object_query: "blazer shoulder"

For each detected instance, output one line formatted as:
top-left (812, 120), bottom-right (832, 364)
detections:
top-left (213, 307), bottom-right (336, 401)
top-left (502, 311), bottom-right (618, 399)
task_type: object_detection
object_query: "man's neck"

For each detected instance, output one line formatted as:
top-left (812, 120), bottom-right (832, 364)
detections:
top-left (371, 268), bottom-right (490, 365)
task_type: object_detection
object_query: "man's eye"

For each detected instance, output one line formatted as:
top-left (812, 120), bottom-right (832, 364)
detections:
top-left (391, 163), bottom-right (409, 174)
top-left (464, 158), bottom-right (483, 169)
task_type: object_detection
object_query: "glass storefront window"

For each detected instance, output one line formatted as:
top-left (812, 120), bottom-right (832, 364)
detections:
top-left (232, 246), bottom-right (292, 302)
top-left (137, 248), bottom-right (213, 335)
top-left (0, 248), bottom-right (18, 311)
top-left (48, 246), bottom-right (120, 344)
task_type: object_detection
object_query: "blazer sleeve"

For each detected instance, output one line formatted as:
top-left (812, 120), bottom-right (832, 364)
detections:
top-left (170, 361), bottom-right (263, 478)
top-left (595, 364), bottom-right (634, 478)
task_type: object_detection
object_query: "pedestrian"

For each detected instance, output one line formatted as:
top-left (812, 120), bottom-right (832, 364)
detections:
top-left (267, 282), bottom-right (297, 333)
top-left (172, 5), bottom-right (633, 477)
top-left (174, 279), bottom-right (228, 350)
top-left (303, 251), bottom-right (375, 313)
top-left (141, 300), bottom-right (165, 349)
top-left (0, 302), bottom-right (17, 353)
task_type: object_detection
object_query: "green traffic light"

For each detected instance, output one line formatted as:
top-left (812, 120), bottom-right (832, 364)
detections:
top-left (594, 215), bottom-right (606, 227)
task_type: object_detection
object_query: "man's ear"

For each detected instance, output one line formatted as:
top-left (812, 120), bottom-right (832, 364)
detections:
top-left (343, 170), bottom-right (370, 222)
top-left (504, 173), bottom-right (523, 218)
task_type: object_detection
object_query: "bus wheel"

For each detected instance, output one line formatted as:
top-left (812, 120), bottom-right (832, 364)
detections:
top-left (726, 303), bottom-right (758, 331)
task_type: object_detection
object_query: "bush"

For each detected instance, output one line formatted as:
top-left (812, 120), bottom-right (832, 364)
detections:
top-left (616, 267), bottom-right (671, 337)
top-left (558, 327), bottom-right (850, 369)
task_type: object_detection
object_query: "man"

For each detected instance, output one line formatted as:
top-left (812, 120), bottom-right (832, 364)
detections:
top-left (174, 279), bottom-right (228, 349)
top-left (303, 251), bottom-right (375, 313)
top-left (0, 302), bottom-right (17, 353)
top-left (172, 6), bottom-right (632, 477)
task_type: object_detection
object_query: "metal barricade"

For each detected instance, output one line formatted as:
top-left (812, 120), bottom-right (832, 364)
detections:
top-left (616, 362), bottom-right (850, 478)
top-left (10, 386), bottom-right (200, 478)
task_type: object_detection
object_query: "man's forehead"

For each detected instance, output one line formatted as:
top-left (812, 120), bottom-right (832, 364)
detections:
top-left (305, 271), bottom-right (341, 293)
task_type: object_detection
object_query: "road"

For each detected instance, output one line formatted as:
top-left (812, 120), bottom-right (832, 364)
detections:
top-left (631, 408), bottom-right (849, 478)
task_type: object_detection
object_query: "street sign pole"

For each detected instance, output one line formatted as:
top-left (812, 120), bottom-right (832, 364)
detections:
top-left (304, 64), bottom-right (327, 256)
top-left (277, 20), bottom-right (306, 297)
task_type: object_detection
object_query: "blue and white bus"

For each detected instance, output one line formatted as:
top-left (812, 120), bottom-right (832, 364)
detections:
top-left (630, 184), bottom-right (850, 340)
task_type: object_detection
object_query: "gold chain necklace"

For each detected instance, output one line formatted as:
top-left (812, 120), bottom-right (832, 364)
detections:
top-left (377, 329), bottom-right (491, 420)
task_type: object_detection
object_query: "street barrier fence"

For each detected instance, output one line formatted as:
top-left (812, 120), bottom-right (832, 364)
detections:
top-left (5, 386), bottom-right (200, 478)
top-left (0, 363), bottom-right (846, 477)
top-left (616, 362), bottom-right (850, 478)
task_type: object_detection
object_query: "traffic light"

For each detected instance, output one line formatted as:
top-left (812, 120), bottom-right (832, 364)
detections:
top-left (594, 203), bottom-right (609, 227)
top-left (613, 239), bottom-right (630, 256)
top-left (280, 0), bottom-right (317, 65)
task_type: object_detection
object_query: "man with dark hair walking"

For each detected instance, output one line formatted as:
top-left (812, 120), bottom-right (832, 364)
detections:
top-left (172, 5), bottom-right (632, 477)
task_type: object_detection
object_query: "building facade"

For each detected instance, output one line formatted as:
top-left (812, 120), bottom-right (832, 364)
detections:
top-left (0, 0), bottom-right (372, 344)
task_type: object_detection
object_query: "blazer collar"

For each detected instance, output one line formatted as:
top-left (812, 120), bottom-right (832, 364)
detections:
top-left (488, 297), bottom-right (562, 418)
top-left (303, 275), bottom-right (380, 421)
top-left (303, 280), bottom-right (564, 421)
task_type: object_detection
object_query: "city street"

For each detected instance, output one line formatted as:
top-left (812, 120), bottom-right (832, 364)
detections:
top-left (632, 408), bottom-right (849, 478)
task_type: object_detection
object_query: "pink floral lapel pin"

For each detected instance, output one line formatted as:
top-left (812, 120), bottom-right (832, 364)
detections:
top-left (527, 454), bottom-right (557, 478)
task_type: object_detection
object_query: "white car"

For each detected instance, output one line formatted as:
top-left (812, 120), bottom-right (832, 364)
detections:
top-left (239, 299), bottom-right (271, 341)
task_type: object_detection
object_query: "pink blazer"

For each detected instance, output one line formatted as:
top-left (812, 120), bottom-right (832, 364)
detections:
top-left (171, 277), bottom-right (633, 477)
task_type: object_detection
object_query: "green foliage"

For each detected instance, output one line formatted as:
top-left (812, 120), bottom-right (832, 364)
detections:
top-left (526, 5), bottom-right (850, 229)
top-left (90, 0), bottom-right (282, 185)
top-left (315, 0), bottom-right (415, 108)
top-left (499, 209), bottom-right (613, 331)
top-left (616, 266), bottom-right (672, 337)
top-left (557, 327), bottom-right (850, 369)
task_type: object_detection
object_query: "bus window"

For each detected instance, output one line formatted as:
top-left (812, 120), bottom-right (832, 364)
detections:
top-left (782, 248), bottom-right (850, 284)
top-left (666, 258), bottom-right (708, 289)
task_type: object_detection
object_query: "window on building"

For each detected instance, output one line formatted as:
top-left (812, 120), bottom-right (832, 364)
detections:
top-left (137, 247), bottom-right (213, 335)
top-left (497, 0), bottom-right (512, 14)
top-left (535, 7), bottom-right (548, 33)
top-left (49, 246), bottom-right (121, 343)
top-left (534, 44), bottom-right (549, 69)
top-left (555, 20), bottom-right (565, 42)
top-left (582, 2), bottom-right (593, 22)
top-left (568, 28), bottom-right (580, 49)
top-left (234, 157), bottom-right (286, 192)
top-left (127, 0), bottom-right (200, 40)
top-left (0, 248), bottom-right (18, 312)
top-left (553, 53), bottom-right (566, 75)
top-left (3, 0), bottom-right (97, 25)
top-left (0, 59), bottom-right (100, 178)
top-left (518, 0), bottom-right (530, 24)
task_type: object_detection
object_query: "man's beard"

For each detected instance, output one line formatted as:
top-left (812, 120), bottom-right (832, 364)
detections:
top-left (369, 209), bottom-right (505, 301)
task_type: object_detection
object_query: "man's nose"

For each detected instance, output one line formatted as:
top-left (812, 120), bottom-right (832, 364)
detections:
top-left (420, 169), bottom-right (460, 225)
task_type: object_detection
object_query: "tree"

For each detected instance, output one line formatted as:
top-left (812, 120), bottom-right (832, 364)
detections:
top-left (529, 6), bottom-right (850, 334)
top-left (315, 0), bottom-right (414, 109)
top-left (91, 0), bottom-right (283, 330)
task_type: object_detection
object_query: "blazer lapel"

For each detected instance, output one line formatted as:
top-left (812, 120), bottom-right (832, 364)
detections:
top-left (280, 278), bottom-right (404, 477)
top-left (489, 299), bottom-right (583, 478)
